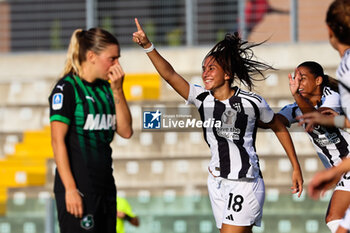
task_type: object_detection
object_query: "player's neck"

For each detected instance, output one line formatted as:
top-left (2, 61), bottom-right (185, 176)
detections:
top-left (80, 64), bottom-right (98, 83)
top-left (212, 86), bottom-right (235, 101)
top-left (307, 92), bottom-right (322, 106)
top-left (338, 44), bottom-right (350, 57)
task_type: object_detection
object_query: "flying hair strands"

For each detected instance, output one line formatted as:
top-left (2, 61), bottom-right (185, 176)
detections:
top-left (204, 32), bottom-right (275, 91)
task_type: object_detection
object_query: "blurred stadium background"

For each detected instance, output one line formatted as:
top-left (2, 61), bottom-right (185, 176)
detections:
top-left (0, 0), bottom-right (342, 232)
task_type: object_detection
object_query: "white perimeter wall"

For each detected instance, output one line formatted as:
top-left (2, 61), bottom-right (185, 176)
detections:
top-left (0, 42), bottom-right (340, 81)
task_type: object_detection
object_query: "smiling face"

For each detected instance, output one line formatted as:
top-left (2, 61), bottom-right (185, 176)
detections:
top-left (202, 56), bottom-right (230, 91)
top-left (89, 44), bottom-right (120, 81)
top-left (297, 66), bottom-right (322, 99)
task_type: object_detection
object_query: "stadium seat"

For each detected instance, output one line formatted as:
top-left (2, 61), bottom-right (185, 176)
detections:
top-left (6, 80), bottom-right (53, 105)
top-left (0, 106), bottom-right (47, 132)
top-left (0, 125), bottom-right (52, 216)
top-left (0, 187), bottom-right (6, 215)
top-left (123, 73), bottom-right (161, 101)
top-left (0, 216), bottom-right (45, 233)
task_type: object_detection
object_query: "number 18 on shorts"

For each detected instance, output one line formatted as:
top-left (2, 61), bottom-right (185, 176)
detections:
top-left (207, 175), bottom-right (265, 228)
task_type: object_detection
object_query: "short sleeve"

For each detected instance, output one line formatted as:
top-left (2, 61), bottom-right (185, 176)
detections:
top-left (258, 97), bottom-right (275, 124)
top-left (320, 89), bottom-right (342, 113)
top-left (278, 103), bottom-right (299, 127)
top-left (186, 84), bottom-right (208, 107)
top-left (48, 79), bottom-right (75, 125)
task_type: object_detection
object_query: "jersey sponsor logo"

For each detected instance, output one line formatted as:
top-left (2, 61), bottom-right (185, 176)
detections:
top-left (56, 84), bottom-right (65, 91)
top-left (314, 133), bottom-right (340, 147)
top-left (83, 114), bottom-right (116, 130)
top-left (86, 96), bottom-right (95, 102)
top-left (143, 110), bottom-right (161, 129)
top-left (312, 126), bottom-right (341, 147)
top-left (337, 181), bottom-right (345, 187)
top-left (52, 93), bottom-right (63, 110)
top-left (343, 172), bottom-right (350, 180)
top-left (225, 214), bottom-right (234, 221)
top-left (216, 109), bottom-right (241, 140)
top-left (80, 214), bottom-right (94, 230)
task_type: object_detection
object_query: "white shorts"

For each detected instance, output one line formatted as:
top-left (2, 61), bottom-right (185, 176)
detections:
top-left (207, 173), bottom-right (265, 229)
top-left (340, 207), bottom-right (350, 230)
top-left (335, 171), bottom-right (350, 192)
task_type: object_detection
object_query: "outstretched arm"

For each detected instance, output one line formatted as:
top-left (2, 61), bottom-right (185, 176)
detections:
top-left (132, 18), bottom-right (190, 100)
top-left (297, 111), bottom-right (350, 132)
top-left (266, 115), bottom-right (304, 197)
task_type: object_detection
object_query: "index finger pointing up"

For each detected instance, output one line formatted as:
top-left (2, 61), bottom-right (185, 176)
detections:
top-left (135, 18), bottom-right (142, 31)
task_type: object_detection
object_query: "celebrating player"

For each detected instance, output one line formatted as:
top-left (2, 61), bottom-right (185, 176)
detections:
top-left (276, 61), bottom-right (350, 232)
top-left (49, 28), bottom-right (132, 233)
top-left (296, 0), bottom-right (350, 232)
top-left (132, 18), bottom-right (303, 233)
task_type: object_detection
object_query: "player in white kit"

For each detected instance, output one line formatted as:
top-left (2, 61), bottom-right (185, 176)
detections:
top-left (277, 61), bottom-right (350, 232)
top-left (132, 18), bottom-right (303, 233)
top-left (297, 1), bottom-right (350, 232)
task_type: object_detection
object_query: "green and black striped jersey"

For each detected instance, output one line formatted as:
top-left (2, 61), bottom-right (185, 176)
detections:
top-left (49, 74), bottom-right (116, 195)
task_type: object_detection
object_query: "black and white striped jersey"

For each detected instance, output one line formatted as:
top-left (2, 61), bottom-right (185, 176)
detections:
top-left (338, 49), bottom-right (350, 120)
top-left (279, 86), bottom-right (350, 168)
top-left (187, 84), bottom-right (274, 179)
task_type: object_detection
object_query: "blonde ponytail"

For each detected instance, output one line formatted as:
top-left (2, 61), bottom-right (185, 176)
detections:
top-left (61, 29), bottom-right (83, 77)
top-left (60, 28), bottom-right (120, 78)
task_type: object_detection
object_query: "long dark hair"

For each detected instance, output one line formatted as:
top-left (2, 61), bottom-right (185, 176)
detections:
top-left (297, 61), bottom-right (338, 92)
top-left (203, 32), bottom-right (274, 91)
top-left (326, 0), bottom-right (350, 45)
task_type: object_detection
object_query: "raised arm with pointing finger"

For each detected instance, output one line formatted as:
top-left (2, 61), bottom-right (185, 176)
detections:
top-left (132, 18), bottom-right (189, 99)
top-left (132, 18), bottom-right (303, 233)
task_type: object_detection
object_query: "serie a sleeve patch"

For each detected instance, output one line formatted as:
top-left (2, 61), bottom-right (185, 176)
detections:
top-left (52, 93), bottom-right (64, 110)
